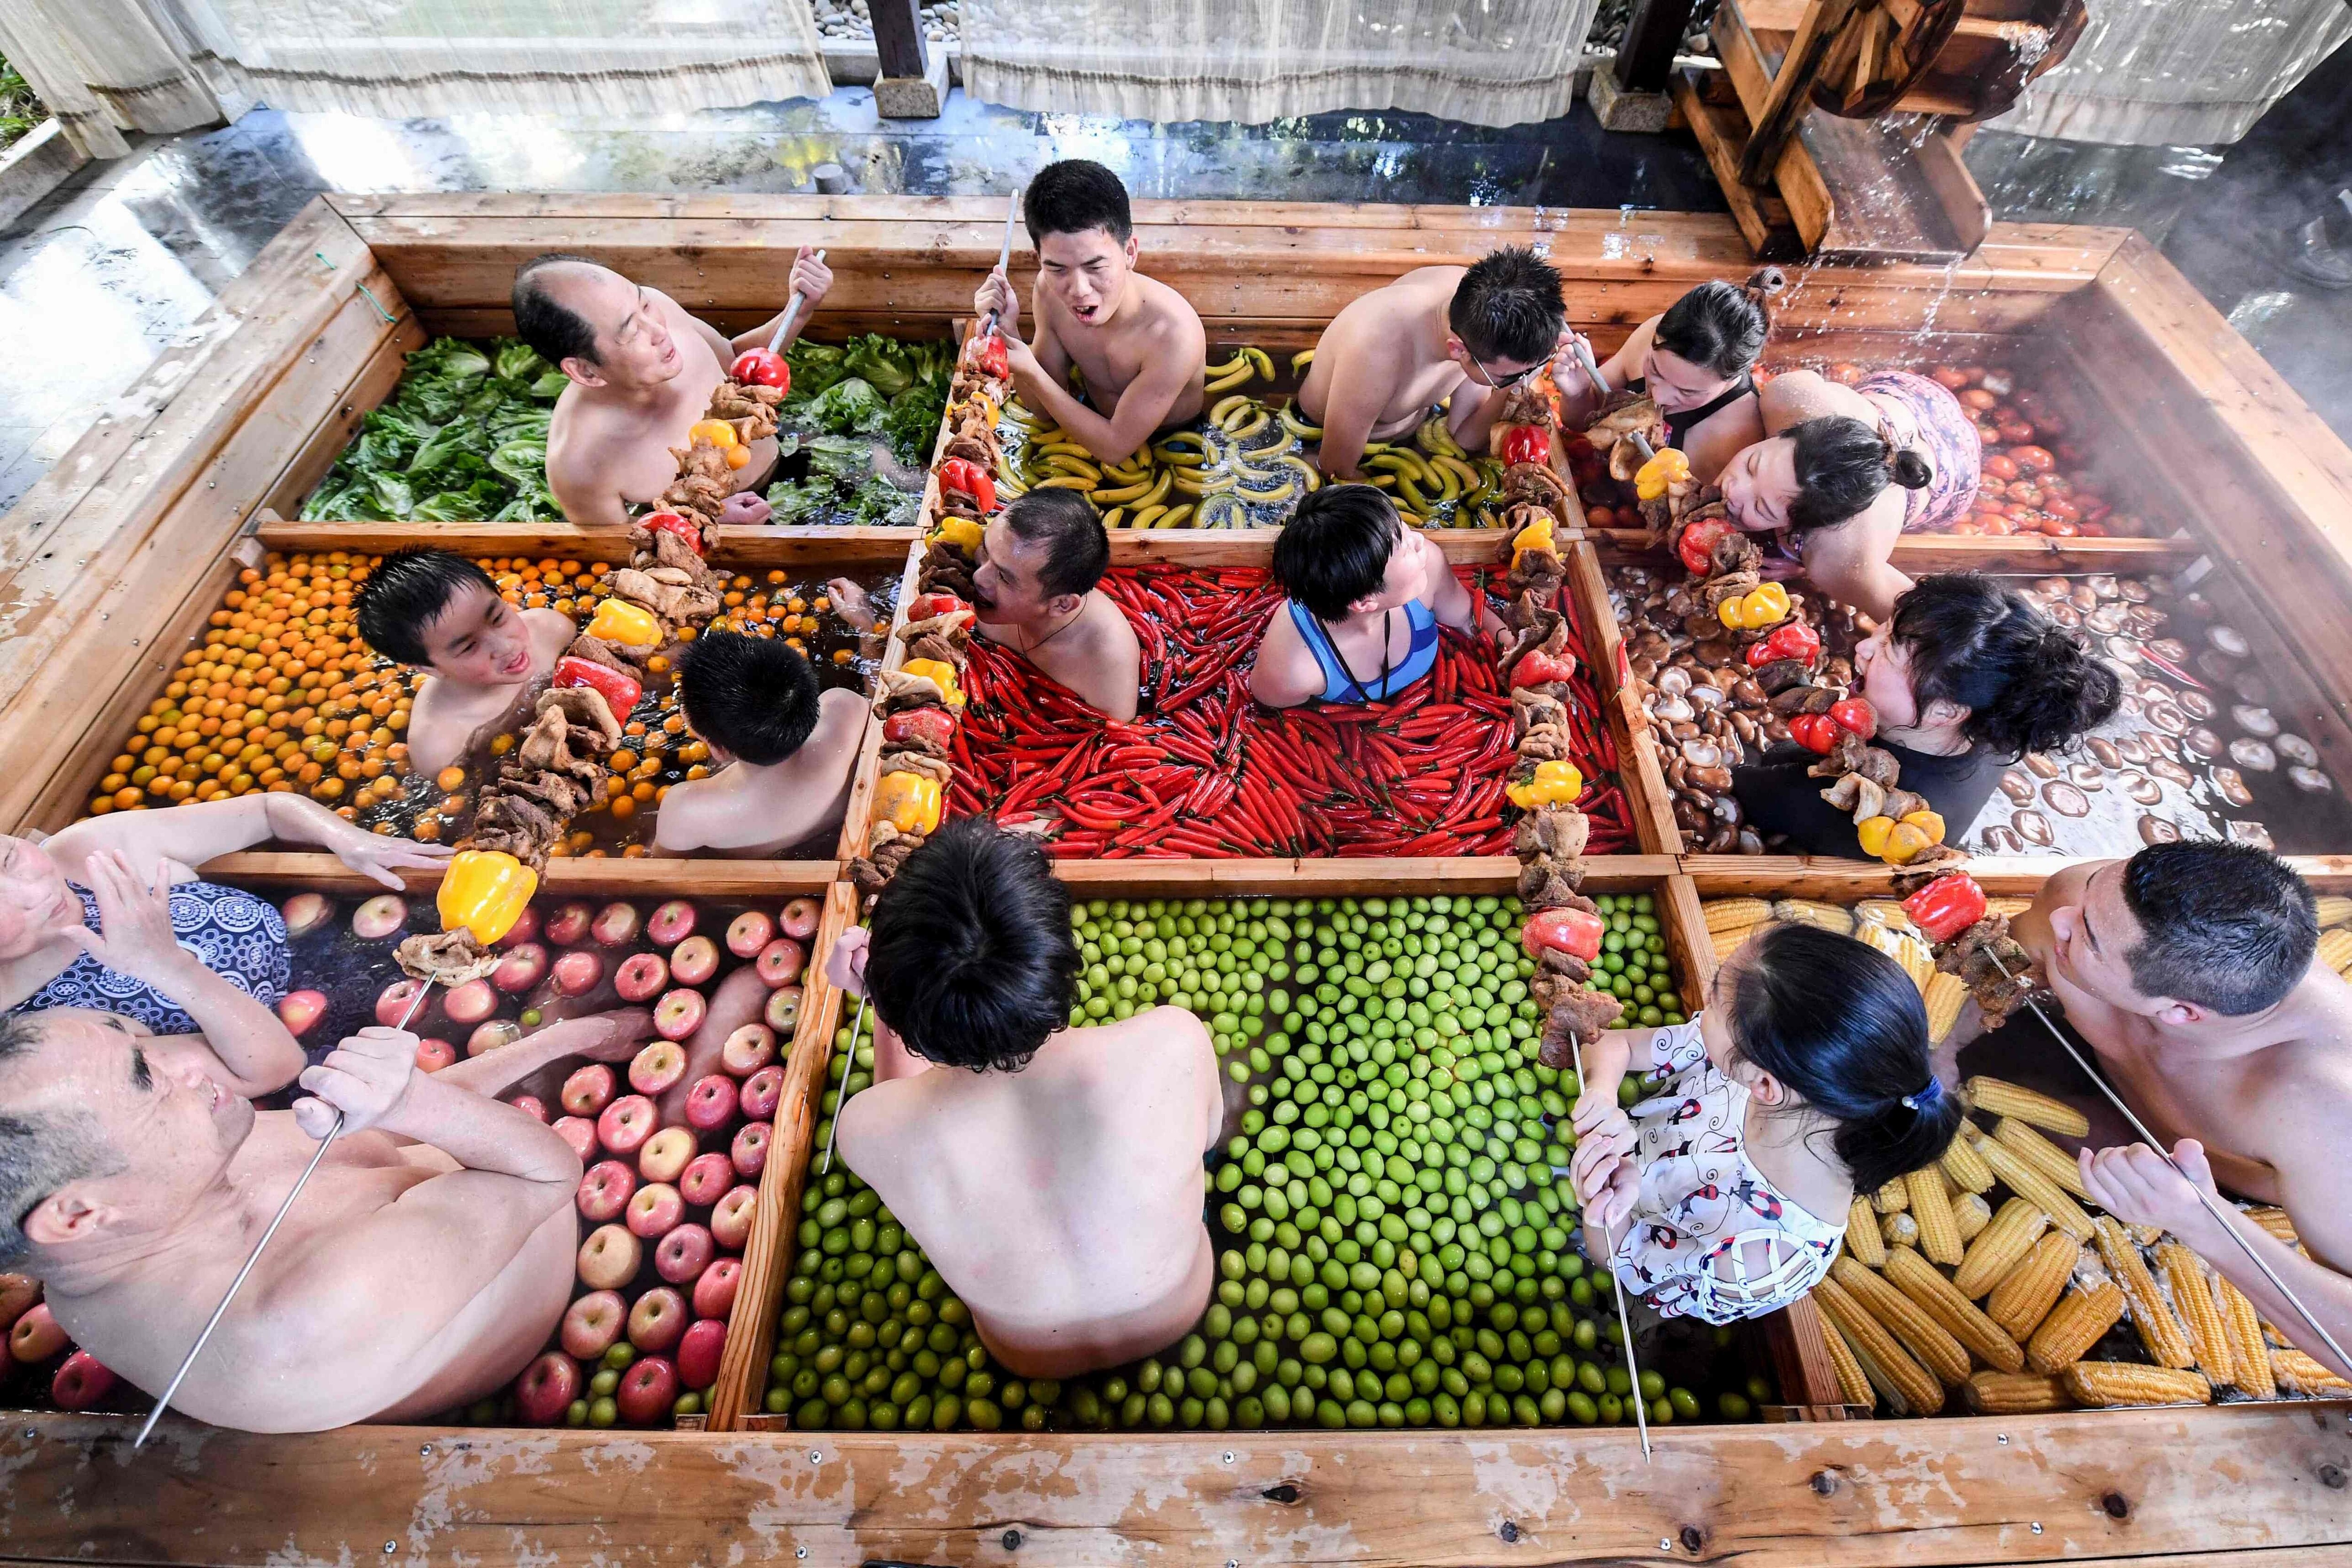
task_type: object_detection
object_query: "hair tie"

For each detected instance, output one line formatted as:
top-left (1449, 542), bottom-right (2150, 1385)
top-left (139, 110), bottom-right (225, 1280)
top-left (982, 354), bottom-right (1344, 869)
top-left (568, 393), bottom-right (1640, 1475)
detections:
top-left (1900, 1077), bottom-right (1944, 1114)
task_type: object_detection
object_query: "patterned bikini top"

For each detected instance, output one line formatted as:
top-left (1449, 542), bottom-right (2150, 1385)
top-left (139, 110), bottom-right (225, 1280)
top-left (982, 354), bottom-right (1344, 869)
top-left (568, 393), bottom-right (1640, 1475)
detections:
top-left (10, 880), bottom-right (289, 1036)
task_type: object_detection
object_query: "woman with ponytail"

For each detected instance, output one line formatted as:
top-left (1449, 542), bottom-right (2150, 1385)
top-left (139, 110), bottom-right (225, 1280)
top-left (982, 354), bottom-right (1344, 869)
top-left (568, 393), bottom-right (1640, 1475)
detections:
top-left (1569, 923), bottom-right (1955, 1323)
top-left (1560, 268), bottom-right (1786, 482)
top-left (1733, 573), bottom-right (2122, 857)
top-left (1715, 366), bottom-right (1983, 620)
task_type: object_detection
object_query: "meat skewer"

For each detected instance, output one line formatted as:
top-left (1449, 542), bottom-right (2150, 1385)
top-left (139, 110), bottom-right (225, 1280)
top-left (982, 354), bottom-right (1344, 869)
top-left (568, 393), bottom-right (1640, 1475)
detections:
top-left (1566, 1034), bottom-right (1652, 1465)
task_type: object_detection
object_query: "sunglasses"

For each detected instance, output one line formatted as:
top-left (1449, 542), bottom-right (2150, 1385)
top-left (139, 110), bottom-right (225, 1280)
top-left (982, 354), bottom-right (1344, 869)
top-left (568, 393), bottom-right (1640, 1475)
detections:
top-left (1464, 343), bottom-right (1541, 390)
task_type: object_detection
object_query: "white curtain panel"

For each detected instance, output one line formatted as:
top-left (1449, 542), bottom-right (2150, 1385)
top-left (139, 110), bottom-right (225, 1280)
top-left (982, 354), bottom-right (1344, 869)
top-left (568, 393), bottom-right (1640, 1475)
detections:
top-left (0, 0), bottom-right (223, 156)
top-left (1996, 0), bottom-right (2352, 146)
top-left (961, 0), bottom-right (1597, 128)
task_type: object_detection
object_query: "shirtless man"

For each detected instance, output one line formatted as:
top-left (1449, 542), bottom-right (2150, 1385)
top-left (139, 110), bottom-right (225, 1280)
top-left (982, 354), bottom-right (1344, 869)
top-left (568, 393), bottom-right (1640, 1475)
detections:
top-left (0, 964), bottom-right (657, 1430)
top-left (831, 489), bottom-right (1140, 722)
top-left (353, 548), bottom-right (575, 779)
top-left (520, 247), bottom-right (833, 526)
top-left (826, 818), bottom-right (1221, 1379)
top-left (652, 629), bottom-right (866, 859)
top-left (970, 159), bottom-right (1205, 467)
top-left (1299, 247), bottom-right (1576, 481)
top-left (1950, 841), bottom-right (2352, 1378)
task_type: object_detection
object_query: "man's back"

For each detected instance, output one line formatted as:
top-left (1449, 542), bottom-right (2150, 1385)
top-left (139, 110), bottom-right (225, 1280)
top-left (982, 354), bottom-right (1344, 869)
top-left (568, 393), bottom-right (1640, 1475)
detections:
top-left (838, 1006), bottom-right (1220, 1377)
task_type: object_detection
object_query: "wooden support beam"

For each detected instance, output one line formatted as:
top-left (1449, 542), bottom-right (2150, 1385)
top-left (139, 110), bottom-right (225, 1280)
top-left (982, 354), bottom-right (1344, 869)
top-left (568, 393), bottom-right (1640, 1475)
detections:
top-left (869, 0), bottom-right (927, 80)
top-left (1613, 0), bottom-right (1700, 92)
top-left (1738, 0), bottom-right (1860, 186)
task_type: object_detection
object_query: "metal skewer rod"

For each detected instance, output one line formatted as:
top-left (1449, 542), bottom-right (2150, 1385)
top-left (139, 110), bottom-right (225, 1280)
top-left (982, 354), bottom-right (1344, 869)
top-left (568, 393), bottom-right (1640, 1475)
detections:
top-left (1982, 949), bottom-right (2352, 1373)
top-left (764, 248), bottom-right (828, 355)
top-left (1571, 1035), bottom-right (1653, 1463)
top-left (981, 189), bottom-right (1018, 340)
top-left (822, 992), bottom-right (869, 1174)
top-left (135, 978), bottom-right (436, 1447)
top-left (1570, 334), bottom-right (1613, 404)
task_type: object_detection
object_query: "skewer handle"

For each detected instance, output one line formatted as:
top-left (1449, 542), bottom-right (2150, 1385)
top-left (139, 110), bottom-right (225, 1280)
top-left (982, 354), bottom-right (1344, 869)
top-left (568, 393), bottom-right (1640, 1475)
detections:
top-left (822, 993), bottom-right (869, 1174)
top-left (1571, 1036), bottom-right (1652, 1463)
top-left (1571, 335), bottom-right (1613, 402)
top-left (983, 190), bottom-right (1019, 340)
top-left (766, 248), bottom-right (828, 356)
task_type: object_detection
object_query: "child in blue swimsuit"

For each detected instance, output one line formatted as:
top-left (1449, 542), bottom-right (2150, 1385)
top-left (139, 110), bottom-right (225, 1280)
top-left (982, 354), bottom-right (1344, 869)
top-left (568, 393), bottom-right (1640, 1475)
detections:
top-left (1249, 484), bottom-right (1491, 708)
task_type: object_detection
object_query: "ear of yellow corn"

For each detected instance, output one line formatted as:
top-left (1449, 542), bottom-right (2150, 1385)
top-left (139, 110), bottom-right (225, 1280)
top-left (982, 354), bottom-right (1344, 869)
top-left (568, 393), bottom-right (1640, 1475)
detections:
top-left (2094, 1217), bottom-right (2197, 1370)
top-left (1844, 1195), bottom-right (1887, 1268)
top-left (1993, 1116), bottom-right (2090, 1199)
top-left (1964, 1369), bottom-right (2070, 1414)
top-left (1703, 898), bottom-right (1773, 933)
top-left (1953, 1191), bottom-right (1993, 1242)
top-left (1882, 1211), bottom-right (1920, 1250)
top-left (1955, 1198), bottom-right (2052, 1299)
top-left (1831, 1255), bottom-right (1972, 1388)
top-left (2312, 894), bottom-right (2352, 929)
top-left (1963, 1076), bottom-right (2090, 1138)
top-left (2215, 1274), bottom-right (2276, 1398)
top-left (2155, 1243), bottom-right (2231, 1382)
top-left (2316, 928), bottom-right (2352, 974)
top-left (1712, 923), bottom-right (1759, 960)
top-left (1771, 899), bottom-right (1854, 935)
top-left (2244, 1207), bottom-right (2299, 1246)
top-left (1989, 1233), bottom-right (2082, 1340)
top-left (1905, 1168), bottom-right (1965, 1266)
top-left (1814, 1306), bottom-right (1876, 1410)
top-left (1873, 1178), bottom-right (1910, 1215)
top-left (1812, 1276), bottom-right (1943, 1415)
top-left (2273, 1348), bottom-right (2352, 1396)
top-left (1972, 1130), bottom-right (2095, 1241)
top-left (1922, 972), bottom-right (1969, 1041)
top-left (1884, 1245), bottom-right (2026, 1374)
top-left (2061, 1362), bottom-right (2213, 1408)
top-left (2026, 1280), bottom-right (2125, 1374)
top-left (1939, 1126), bottom-right (1995, 1194)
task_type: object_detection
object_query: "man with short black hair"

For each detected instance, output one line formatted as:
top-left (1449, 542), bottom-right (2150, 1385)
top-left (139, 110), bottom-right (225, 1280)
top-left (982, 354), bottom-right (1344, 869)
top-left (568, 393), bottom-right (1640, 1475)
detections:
top-left (1952, 841), bottom-right (2352, 1379)
top-left (825, 818), bottom-right (1222, 1379)
top-left (830, 488), bottom-right (1139, 720)
top-left (970, 160), bottom-right (1206, 466)
top-left (352, 547), bottom-right (576, 776)
top-left (653, 630), bottom-right (867, 858)
top-left (516, 249), bottom-right (833, 526)
top-left (1299, 246), bottom-right (1577, 480)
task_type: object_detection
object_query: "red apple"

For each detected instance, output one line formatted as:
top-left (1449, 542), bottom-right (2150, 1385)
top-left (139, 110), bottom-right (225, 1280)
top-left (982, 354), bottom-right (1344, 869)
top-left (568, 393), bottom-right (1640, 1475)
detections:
top-left (614, 1355), bottom-right (678, 1425)
top-left (655, 1224), bottom-right (715, 1284)
top-left (683, 1074), bottom-right (738, 1133)
top-left (613, 952), bottom-right (669, 1003)
top-left (0, 1275), bottom-right (40, 1335)
top-left (627, 1286), bottom-right (688, 1354)
top-left (513, 1351), bottom-right (582, 1425)
top-left (591, 901), bottom-right (642, 947)
top-left (443, 978), bottom-right (499, 1026)
top-left (679, 1153), bottom-right (734, 1208)
top-left (493, 942), bottom-right (549, 994)
top-left (509, 1094), bottom-right (549, 1123)
top-left (755, 939), bottom-right (806, 987)
top-left (692, 1257), bottom-right (742, 1320)
top-left (669, 935), bottom-right (720, 987)
top-left (561, 1064), bottom-right (617, 1117)
top-left (561, 1289), bottom-right (627, 1359)
top-left (647, 899), bottom-right (698, 946)
top-left (655, 989), bottom-right (707, 1042)
top-left (739, 1064), bottom-right (785, 1121)
top-left (497, 905), bottom-right (542, 948)
top-left (275, 989), bottom-right (328, 1037)
top-left (719, 1023), bottom-right (776, 1077)
top-left (576, 1224), bottom-right (644, 1291)
top-left (50, 1351), bottom-right (116, 1411)
top-left (763, 987), bottom-right (802, 1034)
top-left (730, 1122), bottom-right (770, 1178)
top-left (467, 1019), bottom-right (520, 1056)
top-left (553, 950), bottom-right (604, 997)
top-left (376, 979), bottom-right (428, 1028)
top-left (551, 1116), bottom-right (598, 1162)
top-left (779, 898), bottom-right (821, 940)
top-left (677, 1317), bottom-right (728, 1390)
top-left (577, 1159), bottom-right (638, 1222)
top-left (352, 893), bottom-right (409, 940)
top-left (280, 892), bottom-right (334, 939)
top-left (726, 909), bottom-right (775, 958)
top-left (709, 1185), bottom-right (759, 1250)
top-left (544, 901), bottom-right (595, 946)
top-left (9, 1303), bottom-right (65, 1363)
top-left (628, 1041), bottom-right (689, 1097)
top-left (637, 1126), bottom-right (696, 1185)
top-left (414, 1037), bottom-right (457, 1074)
top-left (597, 1095), bottom-right (657, 1156)
top-left (626, 1182), bottom-right (686, 1239)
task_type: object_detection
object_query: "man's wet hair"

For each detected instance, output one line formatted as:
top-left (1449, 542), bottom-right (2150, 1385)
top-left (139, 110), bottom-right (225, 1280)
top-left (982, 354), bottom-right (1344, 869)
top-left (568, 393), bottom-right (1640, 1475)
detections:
top-left (0, 1014), bottom-right (110, 1260)
top-left (1023, 160), bottom-right (1133, 244)
top-left (2121, 841), bottom-right (2317, 1015)
top-left (512, 253), bottom-right (604, 368)
top-left (1002, 488), bottom-right (1111, 600)
top-left (678, 630), bottom-right (824, 766)
top-left (352, 548), bottom-right (501, 666)
top-left (1448, 246), bottom-right (1566, 365)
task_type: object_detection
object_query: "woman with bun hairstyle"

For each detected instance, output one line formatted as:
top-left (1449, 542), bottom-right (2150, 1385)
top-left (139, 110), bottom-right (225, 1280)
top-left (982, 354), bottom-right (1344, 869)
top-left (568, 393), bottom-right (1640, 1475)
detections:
top-left (1715, 366), bottom-right (1983, 620)
top-left (1559, 268), bottom-right (1786, 483)
top-left (1732, 574), bottom-right (2122, 858)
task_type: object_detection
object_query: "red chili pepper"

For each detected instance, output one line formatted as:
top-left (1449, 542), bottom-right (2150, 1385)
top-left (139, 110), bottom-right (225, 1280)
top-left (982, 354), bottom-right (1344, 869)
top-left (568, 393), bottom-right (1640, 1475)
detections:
top-left (1903, 874), bottom-right (1989, 944)
top-left (551, 656), bottom-right (642, 716)
top-left (1789, 713), bottom-right (1838, 755)
top-left (1830, 698), bottom-right (1878, 740)
top-left (1499, 426), bottom-right (1550, 467)
top-left (1677, 517), bottom-right (1730, 576)
top-left (939, 457), bottom-right (997, 513)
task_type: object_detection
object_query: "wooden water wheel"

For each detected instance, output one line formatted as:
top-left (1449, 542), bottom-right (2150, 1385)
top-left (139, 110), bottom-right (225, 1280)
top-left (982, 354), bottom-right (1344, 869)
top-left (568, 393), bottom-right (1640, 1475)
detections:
top-left (1808, 0), bottom-right (1967, 118)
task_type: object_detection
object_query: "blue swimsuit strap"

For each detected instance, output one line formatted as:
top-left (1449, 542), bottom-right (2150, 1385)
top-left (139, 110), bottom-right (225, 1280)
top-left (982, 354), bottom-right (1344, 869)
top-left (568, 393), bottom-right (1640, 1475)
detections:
top-left (1289, 600), bottom-right (1437, 703)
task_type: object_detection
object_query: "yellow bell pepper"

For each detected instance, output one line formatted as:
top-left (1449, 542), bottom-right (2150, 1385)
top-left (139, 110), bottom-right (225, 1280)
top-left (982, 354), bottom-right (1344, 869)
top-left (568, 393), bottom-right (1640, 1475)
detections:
top-left (1635, 447), bottom-right (1692, 502)
top-left (1881, 820), bottom-right (1935, 866)
top-left (901, 657), bottom-right (966, 709)
top-left (1900, 808), bottom-right (1947, 846)
top-left (933, 515), bottom-right (985, 553)
top-left (587, 597), bottom-right (663, 649)
top-left (872, 771), bottom-right (944, 835)
top-left (1854, 815), bottom-right (1895, 859)
top-left (1716, 582), bottom-right (1792, 630)
top-left (687, 418), bottom-right (739, 450)
top-left (1505, 759), bottom-right (1583, 810)
top-left (437, 850), bottom-right (539, 946)
top-left (1509, 513), bottom-right (1557, 573)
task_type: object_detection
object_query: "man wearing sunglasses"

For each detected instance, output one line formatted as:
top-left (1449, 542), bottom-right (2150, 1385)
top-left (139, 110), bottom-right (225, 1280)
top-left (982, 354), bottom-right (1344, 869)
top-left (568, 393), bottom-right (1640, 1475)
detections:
top-left (1298, 246), bottom-right (1577, 482)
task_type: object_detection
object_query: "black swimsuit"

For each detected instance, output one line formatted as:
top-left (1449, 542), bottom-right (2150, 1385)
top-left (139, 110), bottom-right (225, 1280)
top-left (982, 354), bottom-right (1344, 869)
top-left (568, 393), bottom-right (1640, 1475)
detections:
top-left (1627, 372), bottom-right (1757, 452)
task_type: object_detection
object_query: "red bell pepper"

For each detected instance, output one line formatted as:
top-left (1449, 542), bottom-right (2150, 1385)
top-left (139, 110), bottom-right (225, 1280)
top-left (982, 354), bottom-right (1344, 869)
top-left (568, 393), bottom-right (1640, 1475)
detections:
top-left (1744, 621), bottom-right (1821, 669)
top-left (1830, 698), bottom-right (1877, 740)
top-left (969, 334), bottom-right (1010, 381)
top-left (907, 592), bottom-right (970, 621)
top-left (1677, 517), bottom-right (1730, 576)
top-left (1510, 649), bottom-right (1580, 689)
top-left (729, 348), bottom-right (790, 390)
top-left (882, 708), bottom-right (957, 748)
top-left (1521, 907), bottom-right (1604, 963)
top-left (1903, 874), bottom-right (1989, 944)
top-left (552, 656), bottom-right (643, 718)
top-left (1788, 713), bottom-right (1838, 755)
top-left (1499, 426), bottom-right (1550, 468)
top-left (939, 457), bottom-right (996, 513)
top-left (642, 510), bottom-right (705, 555)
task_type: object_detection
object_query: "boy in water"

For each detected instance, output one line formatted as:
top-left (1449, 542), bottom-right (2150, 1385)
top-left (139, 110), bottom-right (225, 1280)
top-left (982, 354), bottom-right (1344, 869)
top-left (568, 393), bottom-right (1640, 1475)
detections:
top-left (652, 630), bottom-right (867, 858)
top-left (971, 160), bottom-right (1207, 467)
top-left (352, 549), bottom-right (576, 778)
